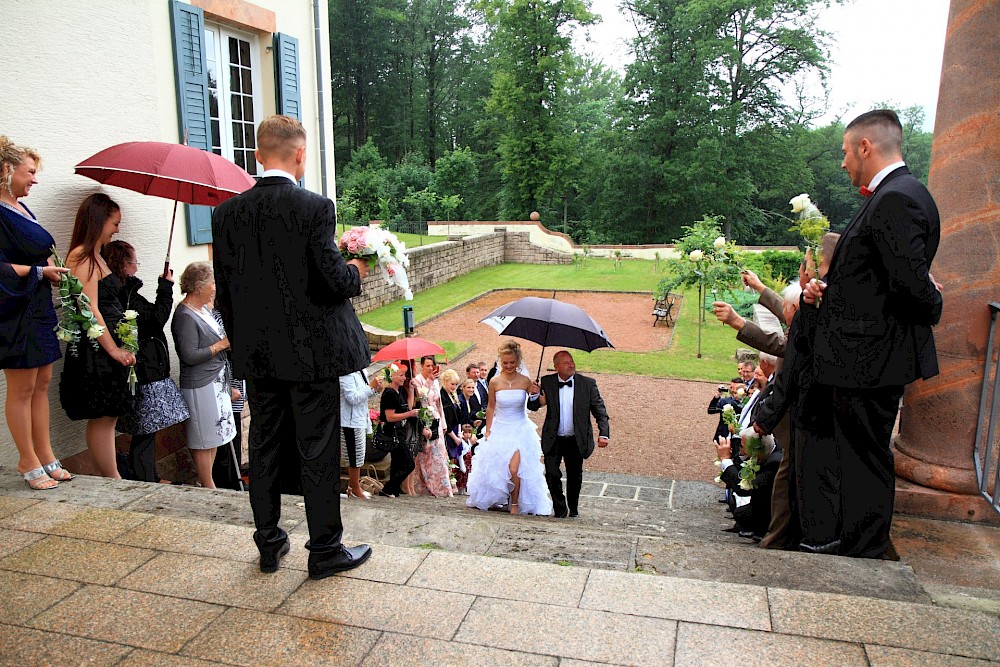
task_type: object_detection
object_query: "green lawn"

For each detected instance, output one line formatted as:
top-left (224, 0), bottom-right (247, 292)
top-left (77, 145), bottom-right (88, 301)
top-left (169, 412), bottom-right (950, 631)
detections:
top-left (359, 259), bottom-right (749, 383)
top-left (336, 223), bottom-right (445, 248)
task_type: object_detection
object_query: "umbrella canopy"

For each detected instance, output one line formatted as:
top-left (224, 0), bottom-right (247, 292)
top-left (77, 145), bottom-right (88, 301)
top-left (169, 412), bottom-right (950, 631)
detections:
top-left (372, 337), bottom-right (447, 363)
top-left (75, 141), bottom-right (255, 206)
top-left (480, 297), bottom-right (614, 353)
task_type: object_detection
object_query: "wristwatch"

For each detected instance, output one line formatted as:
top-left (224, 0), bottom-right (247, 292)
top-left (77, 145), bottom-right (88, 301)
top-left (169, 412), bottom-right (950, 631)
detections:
top-left (36, 266), bottom-right (44, 281)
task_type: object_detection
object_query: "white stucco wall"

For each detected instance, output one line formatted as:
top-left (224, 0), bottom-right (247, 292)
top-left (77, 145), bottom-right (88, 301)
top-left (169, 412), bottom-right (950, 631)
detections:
top-left (0, 0), bottom-right (334, 465)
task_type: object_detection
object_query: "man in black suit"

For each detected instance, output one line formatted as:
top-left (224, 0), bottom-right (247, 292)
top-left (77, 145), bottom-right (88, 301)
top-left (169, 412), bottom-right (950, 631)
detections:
top-left (805, 109), bottom-right (942, 559)
top-left (213, 115), bottom-right (373, 578)
top-left (716, 432), bottom-right (782, 540)
top-left (527, 350), bottom-right (610, 518)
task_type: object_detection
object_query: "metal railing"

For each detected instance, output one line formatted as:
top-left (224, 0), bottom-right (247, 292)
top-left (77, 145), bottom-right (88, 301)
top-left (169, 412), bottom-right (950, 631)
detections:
top-left (974, 302), bottom-right (1000, 514)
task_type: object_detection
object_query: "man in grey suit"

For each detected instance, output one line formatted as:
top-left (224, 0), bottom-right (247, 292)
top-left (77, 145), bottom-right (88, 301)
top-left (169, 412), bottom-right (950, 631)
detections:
top-left (213, 115), bottom-right (373, 578)
top-left (528, 351), bottom-right (610, 518)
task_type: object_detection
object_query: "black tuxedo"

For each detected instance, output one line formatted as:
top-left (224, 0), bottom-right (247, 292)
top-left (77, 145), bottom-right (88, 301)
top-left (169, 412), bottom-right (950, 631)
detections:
top-left (720, 447), bottom-right (783, 538)
top-left (212, 175), bottom-right (370, 568)
top-left (528, 373), bottom-right (610, 516)
top-left (811, 165), bottom-right (941, 558)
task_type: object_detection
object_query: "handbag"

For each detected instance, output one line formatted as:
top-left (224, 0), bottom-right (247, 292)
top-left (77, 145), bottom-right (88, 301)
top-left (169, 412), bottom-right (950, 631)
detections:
top-left (371, 426), bottom-right (396, 457)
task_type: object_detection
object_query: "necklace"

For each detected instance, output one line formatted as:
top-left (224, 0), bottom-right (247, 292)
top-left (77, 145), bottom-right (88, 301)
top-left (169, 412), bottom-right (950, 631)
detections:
top-left (501, 372), bottom-right (517, 388)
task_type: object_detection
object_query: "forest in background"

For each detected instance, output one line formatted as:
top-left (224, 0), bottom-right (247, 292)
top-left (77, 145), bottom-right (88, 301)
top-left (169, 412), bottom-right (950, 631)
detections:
top-left (328, 0), bottom-right (933, 246)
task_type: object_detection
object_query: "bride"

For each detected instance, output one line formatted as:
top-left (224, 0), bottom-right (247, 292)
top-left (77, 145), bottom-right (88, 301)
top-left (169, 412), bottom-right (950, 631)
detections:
top-left (466, 340), bottom-right (553, 516)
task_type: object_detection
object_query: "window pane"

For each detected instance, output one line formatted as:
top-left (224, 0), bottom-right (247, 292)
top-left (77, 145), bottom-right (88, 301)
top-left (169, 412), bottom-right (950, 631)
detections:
top-left (244, 124), bottom-right (255, 150)
top-left (244, 152), bottom-right (257, 175)
top-left (228, 37), bottom-right (238, 65)
top-left (234, 151), bottom-right (245, 169)
top-left (239, 40), bottom-right (250, 67)
top-left (211, 120), bottom-right (221, 150)
top-left (230, 65), bottom-right (240, 93)
top-left (241, 69), bottom-right (252, 95)
top-left (208, 89), bottom-right (219, 118)
top-left (232, 122), bottom-right (243, 148)
top-left (243, 97), bottom-right (254, 123)
top-left (231, 95), bottom-right (242, 121)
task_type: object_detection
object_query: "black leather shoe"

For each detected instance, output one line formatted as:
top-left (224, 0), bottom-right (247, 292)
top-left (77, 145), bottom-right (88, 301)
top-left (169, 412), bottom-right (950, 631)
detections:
top-left (553, 507), bottom-right (568, 518)
top-left (308, 544), bottom-right (373, 580)
top-left (799, 539), bottom-right (841, 555)
top-left (259, 540), bottom-right (290, 574)
top-left (569, 511), bottom-right (579, 518)
top-left (738, 530), bottom-right (754, 539)
top-left (722, 525), bottom-right (741, 533)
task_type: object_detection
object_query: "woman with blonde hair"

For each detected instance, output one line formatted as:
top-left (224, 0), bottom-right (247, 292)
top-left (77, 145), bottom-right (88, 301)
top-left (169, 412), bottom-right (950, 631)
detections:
top-left (60, 193), bottom-right (136, 479)
top-left (0, 137), bottom-right (72, 488)
top-left (466, 340), bottom-right (552, 515)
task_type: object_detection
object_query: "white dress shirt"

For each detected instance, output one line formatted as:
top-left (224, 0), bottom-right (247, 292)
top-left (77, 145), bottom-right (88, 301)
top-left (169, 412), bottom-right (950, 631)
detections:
top-left (866, 161), bottom-right (906, 192)
top-left (260, 168), bottom-right (297, 184)
top-left (557, 375), bottom-right (575, 437)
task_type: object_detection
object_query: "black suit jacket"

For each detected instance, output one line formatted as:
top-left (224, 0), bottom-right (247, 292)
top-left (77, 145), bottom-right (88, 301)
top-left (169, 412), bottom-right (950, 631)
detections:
top-left (721, 447), bottom-right (782, 537)
top-left (212, 177), bottom-right (370, 381)
top-left (528, 373), bottom-right (610, 459)
top-left (813, 166), bottom-right (941, 387)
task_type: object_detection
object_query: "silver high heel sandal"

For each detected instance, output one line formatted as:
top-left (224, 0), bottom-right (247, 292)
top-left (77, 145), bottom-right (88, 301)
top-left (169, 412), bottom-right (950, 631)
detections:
top-left (42, 459), bottom-right (74, 482)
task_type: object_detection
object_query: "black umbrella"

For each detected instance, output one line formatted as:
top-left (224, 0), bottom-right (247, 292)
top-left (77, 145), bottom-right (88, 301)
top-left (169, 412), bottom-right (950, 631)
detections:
top-left (480, 296), bottom-right (614, 380)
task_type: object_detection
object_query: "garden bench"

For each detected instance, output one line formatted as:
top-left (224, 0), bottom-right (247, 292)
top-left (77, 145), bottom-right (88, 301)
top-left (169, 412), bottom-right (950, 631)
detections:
top-left (652, 294), bottom-right (677, 327)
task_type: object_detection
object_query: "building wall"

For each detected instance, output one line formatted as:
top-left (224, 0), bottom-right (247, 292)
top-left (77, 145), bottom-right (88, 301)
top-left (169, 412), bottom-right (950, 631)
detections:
top-left (0, 0), bottom-right (334, 466)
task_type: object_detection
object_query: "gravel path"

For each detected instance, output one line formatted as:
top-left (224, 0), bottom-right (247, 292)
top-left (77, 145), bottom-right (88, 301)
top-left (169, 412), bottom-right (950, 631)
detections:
top-left (415, 289), bottom-right (723, 482)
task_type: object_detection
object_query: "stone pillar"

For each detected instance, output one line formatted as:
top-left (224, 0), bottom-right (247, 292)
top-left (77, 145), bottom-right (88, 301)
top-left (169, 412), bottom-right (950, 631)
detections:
top-left (892, 0), bottom-right (1000, 523)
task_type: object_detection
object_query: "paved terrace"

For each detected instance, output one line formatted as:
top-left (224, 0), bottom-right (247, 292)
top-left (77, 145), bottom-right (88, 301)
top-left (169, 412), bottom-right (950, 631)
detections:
top-left (1, 470), bottom-right (999, 666)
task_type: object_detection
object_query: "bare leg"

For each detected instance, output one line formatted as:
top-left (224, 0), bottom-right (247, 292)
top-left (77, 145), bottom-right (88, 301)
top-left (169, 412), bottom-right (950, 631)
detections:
top-left (348, 466), bottom-right (367, 499)
top-left (190, 448), bottom-right (217, 489)
top-left (86, 416), bottom-right (121, 479)
top-left (4, 368), bottom-right (44, 474)
top-left (403, 471), bottom-right (416, 495)
top-left (30, 364), bottom-right (68, 478)
top-left (508, 449), bottom-right (521, 515)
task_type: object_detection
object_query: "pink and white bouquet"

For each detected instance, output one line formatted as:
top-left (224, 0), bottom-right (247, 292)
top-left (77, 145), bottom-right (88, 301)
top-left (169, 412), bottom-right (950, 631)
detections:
top-left (338, 226), bottom-right (413, 300)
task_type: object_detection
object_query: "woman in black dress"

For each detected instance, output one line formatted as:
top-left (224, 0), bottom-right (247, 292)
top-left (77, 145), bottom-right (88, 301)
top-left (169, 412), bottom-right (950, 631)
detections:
top-left (378, 362), bottom-right (422, 498)
top-left (0, 137), bottom-right (71, 489)
top-left (60, 194), bottom-right (136, 478)
top-left (101, 240), bottom-right (189, 482)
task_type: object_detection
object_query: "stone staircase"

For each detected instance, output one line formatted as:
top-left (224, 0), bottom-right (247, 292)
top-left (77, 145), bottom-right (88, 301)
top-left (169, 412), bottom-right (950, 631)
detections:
top-left (1, 468), bottom-right (999, 665)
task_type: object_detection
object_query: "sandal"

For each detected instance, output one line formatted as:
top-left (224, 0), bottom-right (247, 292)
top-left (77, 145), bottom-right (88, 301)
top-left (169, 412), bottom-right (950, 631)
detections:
top-left (23, 467), bottom-right (59, 490)
top-left (42, 459), bottom-right (74, 482)
top-left (509, 502), bottom-right (519, 515)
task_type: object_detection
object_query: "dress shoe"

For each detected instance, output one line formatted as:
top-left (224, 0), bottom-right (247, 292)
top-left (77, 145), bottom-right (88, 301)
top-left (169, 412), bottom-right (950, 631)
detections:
top-left (722, 525), bottom-right (741, 533)
top-left (308, 544), bottom-right (373, 580)
top-left (738, 530), bottom-right (754, 539)
top-left (554, 508), bottom-right (569, 519)
top-left (569, 511), bottom-right (579, 518)
top-left (259, 540), bottom-right (291, 573)
top-left (799, 539), bottom-right (841, 555)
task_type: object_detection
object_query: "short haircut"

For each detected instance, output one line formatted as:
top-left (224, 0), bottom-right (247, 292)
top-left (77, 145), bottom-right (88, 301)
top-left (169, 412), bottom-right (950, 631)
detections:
top-left (553, 350), bottom-right (572, 363)
top-left (820, 232), bottom-right (841, 264)
top-left (466, 363), bottom-right (479, 373)
top-left (256, 115), bottom-right (306, 160)
top-left (730, 377), bottom-right (742, 384)
top-left (180, 261), bottom-right (214, 295)
top-left (101, 240), bottom-right (135, 282)
top-left (740, 361), bottom-right (755, 370)
top-left (783, 281), bottom-right (802, 305)
top-left (759, 352), bottom-right (777, 368)
top-left (420, 355), bottom-right (436, 366)
top-left (845, 109), bottom-right (902, 155)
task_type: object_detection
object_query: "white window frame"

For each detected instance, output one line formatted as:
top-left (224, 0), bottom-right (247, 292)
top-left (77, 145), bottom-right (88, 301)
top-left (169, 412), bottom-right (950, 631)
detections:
top-left (204, 22), bottom-right (264, 176)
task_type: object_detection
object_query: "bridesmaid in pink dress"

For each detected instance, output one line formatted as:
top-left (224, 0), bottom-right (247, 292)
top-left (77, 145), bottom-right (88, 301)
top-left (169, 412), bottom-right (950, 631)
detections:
top-left (410, 356), bottom-right (453, 497)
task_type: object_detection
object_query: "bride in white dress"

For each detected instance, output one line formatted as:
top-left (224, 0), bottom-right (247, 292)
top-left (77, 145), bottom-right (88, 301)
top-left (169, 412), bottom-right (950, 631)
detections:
top-left (466, 340), bottom-right (553, 516)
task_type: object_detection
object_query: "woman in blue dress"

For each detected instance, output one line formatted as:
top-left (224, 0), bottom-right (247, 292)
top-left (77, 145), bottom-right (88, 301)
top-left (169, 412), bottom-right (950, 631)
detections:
top-left (0, 137), bottom-right (72, 489)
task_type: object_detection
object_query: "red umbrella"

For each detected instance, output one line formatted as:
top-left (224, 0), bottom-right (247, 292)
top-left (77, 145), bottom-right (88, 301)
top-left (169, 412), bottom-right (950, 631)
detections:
top-left (372, 337), bottom-right (447, 363)
top-left (75, 141), bottom-right (256, 273)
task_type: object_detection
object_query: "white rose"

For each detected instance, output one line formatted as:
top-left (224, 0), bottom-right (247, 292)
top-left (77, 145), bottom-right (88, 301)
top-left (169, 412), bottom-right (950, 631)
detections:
top-left (403, 289), bottom-right (414, 300)
top-left (736, 387), bottom-right (746, 398)
top-left (123, 310), bottom-right (138, 320)
top-left (714, 476), bottom-right (722, 484)
top-left (738, 478), bottom-right (753, 491)
top-left (376, 245), bottom-right (391, 260)
top-left (722, 404), bottom-right (735, 414)
top-left (87, 324), bottom-right (104, 339)
top-left (713, 236), bottom-right (726, 249)
top-left (688, 249), bottom-right (704, 262)
top-left (789, 193), bottom-right (811, 213)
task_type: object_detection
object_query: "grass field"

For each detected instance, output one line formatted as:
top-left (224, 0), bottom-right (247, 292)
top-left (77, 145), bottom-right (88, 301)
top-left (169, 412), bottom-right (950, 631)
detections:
top-left (359, 259), bottom-right (750, 382)
top-left (335, 224), bottom-right (446, 248)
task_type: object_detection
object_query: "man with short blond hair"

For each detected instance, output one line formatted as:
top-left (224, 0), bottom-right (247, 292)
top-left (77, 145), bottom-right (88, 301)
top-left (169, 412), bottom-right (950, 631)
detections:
top-left (213, 114), bottom-right (373, 579)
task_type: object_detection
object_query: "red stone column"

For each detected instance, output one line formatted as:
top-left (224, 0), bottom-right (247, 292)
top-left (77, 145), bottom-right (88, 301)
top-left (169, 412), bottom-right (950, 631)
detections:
top-left (892, 0), bottom-right (1000, 522)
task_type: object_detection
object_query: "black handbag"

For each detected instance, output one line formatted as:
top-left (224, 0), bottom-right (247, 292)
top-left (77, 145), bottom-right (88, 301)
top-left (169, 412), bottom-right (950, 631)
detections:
top-left (371, 426), bottom-right (396, 457)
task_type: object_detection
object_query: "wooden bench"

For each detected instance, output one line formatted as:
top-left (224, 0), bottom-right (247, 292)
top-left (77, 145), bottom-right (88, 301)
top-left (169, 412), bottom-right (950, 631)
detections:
top-left (652, 294), bottom-right (678, 327)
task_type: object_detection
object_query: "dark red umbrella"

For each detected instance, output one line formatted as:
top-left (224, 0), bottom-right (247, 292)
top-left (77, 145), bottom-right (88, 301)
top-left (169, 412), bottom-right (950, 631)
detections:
top-left (75, 141), bottom-right (256, 272)
top-left (372, 337), bottom-right (447, 363)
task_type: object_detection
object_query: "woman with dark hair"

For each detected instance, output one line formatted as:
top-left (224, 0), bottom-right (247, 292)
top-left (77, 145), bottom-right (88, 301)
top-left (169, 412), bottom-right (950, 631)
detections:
top-left (60, 193), bottom-right (136, 478)
top-left (101, 240), bottom-right (189, 482)
top-left (0, 136), bottom-right (71, 489)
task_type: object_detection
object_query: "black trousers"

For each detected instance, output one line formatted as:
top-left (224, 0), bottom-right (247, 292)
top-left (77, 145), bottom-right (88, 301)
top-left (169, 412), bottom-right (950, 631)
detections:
top-left (829, 384), bottom-right (904, 559)
top-left (212, 411), bottom-right (243, 490)
top-left (544, 435), bottom-right (584, 515)
top-left (127, 432), bottom-right (159, 483)
top-left (246, 377), bottom-right (344, 561)
top-left (794, 425), bottom-right (841, 548)
top-left (381, 443), bottom-right (415, 497)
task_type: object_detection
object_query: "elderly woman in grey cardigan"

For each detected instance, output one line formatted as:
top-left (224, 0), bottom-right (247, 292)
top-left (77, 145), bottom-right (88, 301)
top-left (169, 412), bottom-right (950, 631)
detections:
top-left (171, 262), bottom-right (236, 488)
top-left (340, 369), bottom-right (384, 499)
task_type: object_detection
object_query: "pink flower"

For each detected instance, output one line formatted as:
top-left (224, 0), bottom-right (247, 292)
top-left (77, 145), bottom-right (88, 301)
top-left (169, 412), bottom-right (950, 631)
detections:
top-left (347, 241), bottom-right (360, 254)
top-left (387, 266), bottom-right (395, 276)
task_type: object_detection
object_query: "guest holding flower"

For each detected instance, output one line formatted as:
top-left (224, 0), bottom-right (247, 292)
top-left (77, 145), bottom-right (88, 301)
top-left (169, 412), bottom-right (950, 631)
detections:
top-left (410, 355), bottom-right (452, 497)
top-left (378, 362), bottom-right (422, 498)
top-left (60, 193), bottom-right (136, 479)
top-left (440, 369), bottom-right (466, 494)
top-left (101, 240), bottom-right (189, 483)
top-left (0, 137), bottom-right (72, 489)
top-left (171, 262), bottom-right (236, 489)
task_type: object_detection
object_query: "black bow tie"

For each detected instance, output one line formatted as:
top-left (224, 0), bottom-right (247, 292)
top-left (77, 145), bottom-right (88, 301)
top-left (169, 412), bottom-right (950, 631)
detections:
top-left (558, 379), bottom-right (573, 389)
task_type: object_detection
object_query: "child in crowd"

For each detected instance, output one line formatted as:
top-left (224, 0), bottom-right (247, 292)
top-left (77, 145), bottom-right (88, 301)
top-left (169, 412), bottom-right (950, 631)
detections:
top-left (453, 423), bottom-right (477, 495)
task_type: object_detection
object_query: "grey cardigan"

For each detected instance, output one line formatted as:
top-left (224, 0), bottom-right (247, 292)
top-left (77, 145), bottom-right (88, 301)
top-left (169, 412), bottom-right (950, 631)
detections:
top-left (171, 304), bottom-right (229, 389)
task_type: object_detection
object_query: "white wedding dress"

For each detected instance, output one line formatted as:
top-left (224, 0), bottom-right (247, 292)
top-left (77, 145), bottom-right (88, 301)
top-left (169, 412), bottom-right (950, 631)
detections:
top-left (466, 389), bottom-right (553, 516)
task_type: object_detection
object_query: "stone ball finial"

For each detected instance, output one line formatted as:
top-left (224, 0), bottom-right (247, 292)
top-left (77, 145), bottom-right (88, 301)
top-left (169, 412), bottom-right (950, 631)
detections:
top-left (529, 211), bottom-right (540, 221)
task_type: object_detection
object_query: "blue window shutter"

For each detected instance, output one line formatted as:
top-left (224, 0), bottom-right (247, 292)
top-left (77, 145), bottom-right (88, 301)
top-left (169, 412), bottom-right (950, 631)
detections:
top-left (274, 33), bottom-right (302, 120)
top-left (170, 0), bottom-right (213, 245)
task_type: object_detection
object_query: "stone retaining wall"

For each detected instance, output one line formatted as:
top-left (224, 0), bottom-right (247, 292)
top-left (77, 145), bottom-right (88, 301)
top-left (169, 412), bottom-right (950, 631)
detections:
top-left (503, 231), bottom-right (573, 265)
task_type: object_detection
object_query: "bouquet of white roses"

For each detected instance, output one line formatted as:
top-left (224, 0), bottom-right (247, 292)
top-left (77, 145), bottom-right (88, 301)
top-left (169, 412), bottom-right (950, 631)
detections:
top-left (339, 226), bottom-right (413, 300)
top-left (721, 403), bottom-right (740, 434)
top-left (114, 309), bottom-right (139, 395)
top-left (736, 426), bottom-right (775, 491)
top-left (51, 246), bottom-right (104, 356)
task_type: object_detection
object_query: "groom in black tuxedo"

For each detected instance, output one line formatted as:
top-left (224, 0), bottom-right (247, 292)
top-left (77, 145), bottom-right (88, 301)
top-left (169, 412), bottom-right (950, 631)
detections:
top-left (528, 350), bottom-right (610, 518)
top-left (213, 115), bottom-right (373, 578)
top-left (804, 109), bottom-right (942, 559)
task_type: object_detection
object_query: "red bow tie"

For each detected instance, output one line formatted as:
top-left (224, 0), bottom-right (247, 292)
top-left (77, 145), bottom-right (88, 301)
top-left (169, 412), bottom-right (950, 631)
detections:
top-left (859, 186), bottom-right (874, 197)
